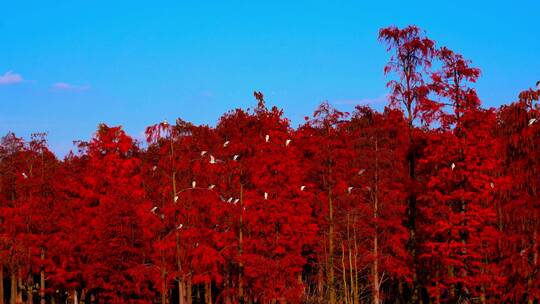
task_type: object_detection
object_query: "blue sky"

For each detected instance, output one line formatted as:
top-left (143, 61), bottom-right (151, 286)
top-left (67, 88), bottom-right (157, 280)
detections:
top-left (1, 1), bottom-right (539, 156)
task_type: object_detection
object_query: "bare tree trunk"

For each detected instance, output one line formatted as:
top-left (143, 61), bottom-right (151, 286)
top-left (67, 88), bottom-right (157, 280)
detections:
top-left (328, 188), bottom-right (335, 304)
top-left (40, 248), bottom-right (45, 304)
top-left (0, 266), bottom-right (4, 304)
top-left (10, 270), bottom-right (16, 304)
top-left (205, 282), bottom-right (212, 304)
top-left (238, 185), bottom-right (244, 303)
top-left (16, 271), bottom-right (22, 304)
top-left (373, 137), bottom-right (381, 304)
top-left (341, 242), bottom-right (348, 304)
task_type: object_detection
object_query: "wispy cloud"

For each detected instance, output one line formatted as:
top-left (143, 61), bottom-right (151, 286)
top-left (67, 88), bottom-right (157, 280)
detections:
top-left (333, 93), bottom-right (389, 106)
top-left (52, 82), bottom-right (90, 92)
top-left (0, 71), bottom-right (24, 85)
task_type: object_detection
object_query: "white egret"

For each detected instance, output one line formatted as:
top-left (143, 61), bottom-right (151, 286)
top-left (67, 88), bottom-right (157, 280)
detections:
top-left (208, 184), bottom-right (215, 190)
top-left (451, 163), bottom-right (456, 170)
top-left (174, 195), bottom-right (179, 203)
top-left (490, 182), bottom-right (495, 189)
top-left (233, 155), bottom-right (240, 161)
top-left (210, 155), bottom-right (216, 164)
top-left (223, 141), bottom-right (230, 147)
top-left (150, 206), bottom-right (158, 213)
top-left (22, 173), bottom-right (28, 179)
top-left (300, 185), bottom-right (306, 191)
top-left (227, 197), bottom-right (233, 203)
top-left (233, 198), bottom-right (240, 204)
top-left (347, 186), bottom-right (354, 194)
top-left (285, 139), bottom-right (291, 146)
top-left (192, 181), bottom-right (196, 188)
top-left (265, 134), bottom-right (270, 142)
top-left (358, 169), bottom-right (366, 175)
top-left (177, 224), bottom-right (183, 230)
top-left (529, 118), bottom-right (537, 126)
top-left (264, 192), bottom-right (268, 200)
top-left (201, 151), bottom-right (207, 156)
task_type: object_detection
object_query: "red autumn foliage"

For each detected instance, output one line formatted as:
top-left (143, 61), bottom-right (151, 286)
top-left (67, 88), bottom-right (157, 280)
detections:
top-left (1, 25), bottom-right (539, 304)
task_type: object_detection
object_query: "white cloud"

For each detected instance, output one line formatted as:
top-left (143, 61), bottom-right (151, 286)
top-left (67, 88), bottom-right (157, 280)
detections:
top-left (52, 82), bottom-right (90, 91)
top-left (0, 71), bottom-right (24, 85)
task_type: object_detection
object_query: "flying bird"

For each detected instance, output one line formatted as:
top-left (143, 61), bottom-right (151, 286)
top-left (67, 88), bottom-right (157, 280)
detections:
top-left (223, 141), bottom-right (230, 147)
top-left (264, 192), bottom-right (268, 200)
top-left (208, 184), bottom-right (215, 190)
top-left (233, 155), bottom-right (240, 161)
top-left (347, 186), bottom-right (354, 194)
top-left (285, 139), bottom-right (291, 147)
top-left (529, 118), bottom-right (537, 126)
top-left (300, 185), bottom-right (306, 191)
top-left (150, 206), bottom-right (158, 213)
top-left (265, 134), bottom-right (270, 142)
top-left (192, 181), bottom-right (196, 188)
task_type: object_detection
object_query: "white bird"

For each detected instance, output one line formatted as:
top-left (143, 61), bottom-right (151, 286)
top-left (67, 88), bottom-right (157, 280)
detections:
top-left (150, 206), bottom-right (158, 213)
top-left (528, 118), bottom-right (537, 126)
top-left (451, 163), bottom-right (456, 171)
top-left (210, 155), bottom-right (216, 164)
top-left (223, 141), bottom-right (230, 147)
top-left (233, 198), bottom-right (240, 204)
top-left (347, 186), bottom-right (354, 194)
top-left (201, 151), bottom-right (207, 156)
top-left (265, 134), bottom-right (270, 142)
top-left (300, 185), bottom-right (306, 191)
top-left (264, 192), bottom-right (268, 200)
top-left (22, 173), bottom-right (28, 179)
top-left (490, 182), bottom-right (495, 189)
top-left (152, 165), bottom-right (157, 171)
top-left (192, 181), bottom-right (196, 188)
top-left (174, 195), bottom-right (179, 203)
top-left (285, 139), bottom-right (292, 147)
top-left (233, 155), bottom-right (240, 161)
top-left (227, 197), bottom-right (233, 203)
top-left (160, 214), bottom-right (165, 220)
top-left (358, 169), bottom-right (366, 176)
top-left (208, 184), bottom-right (215, 190)
top-left (177, 224), bottom-right (183, 230)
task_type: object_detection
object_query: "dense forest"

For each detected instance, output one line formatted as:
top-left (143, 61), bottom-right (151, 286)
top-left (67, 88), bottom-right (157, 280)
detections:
top-left (1, 26), bottom-right (539, 304)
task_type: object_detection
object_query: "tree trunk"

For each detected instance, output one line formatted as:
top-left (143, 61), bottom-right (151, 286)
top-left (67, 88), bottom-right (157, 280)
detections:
top-left (40, 248), bottom-right (45, 304)
top-left (16, 271), bottom-right (22, 304)
top-left (238, 185), bottom-right (244, 303)
top-left (373, 137), bottom-right (381, 304)
top-left (10, 271), bottom-right (16, 304)
top-left (0, 266), bottom-right (4, 304)
top-left (328, 188), bottom-right (335, 304)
